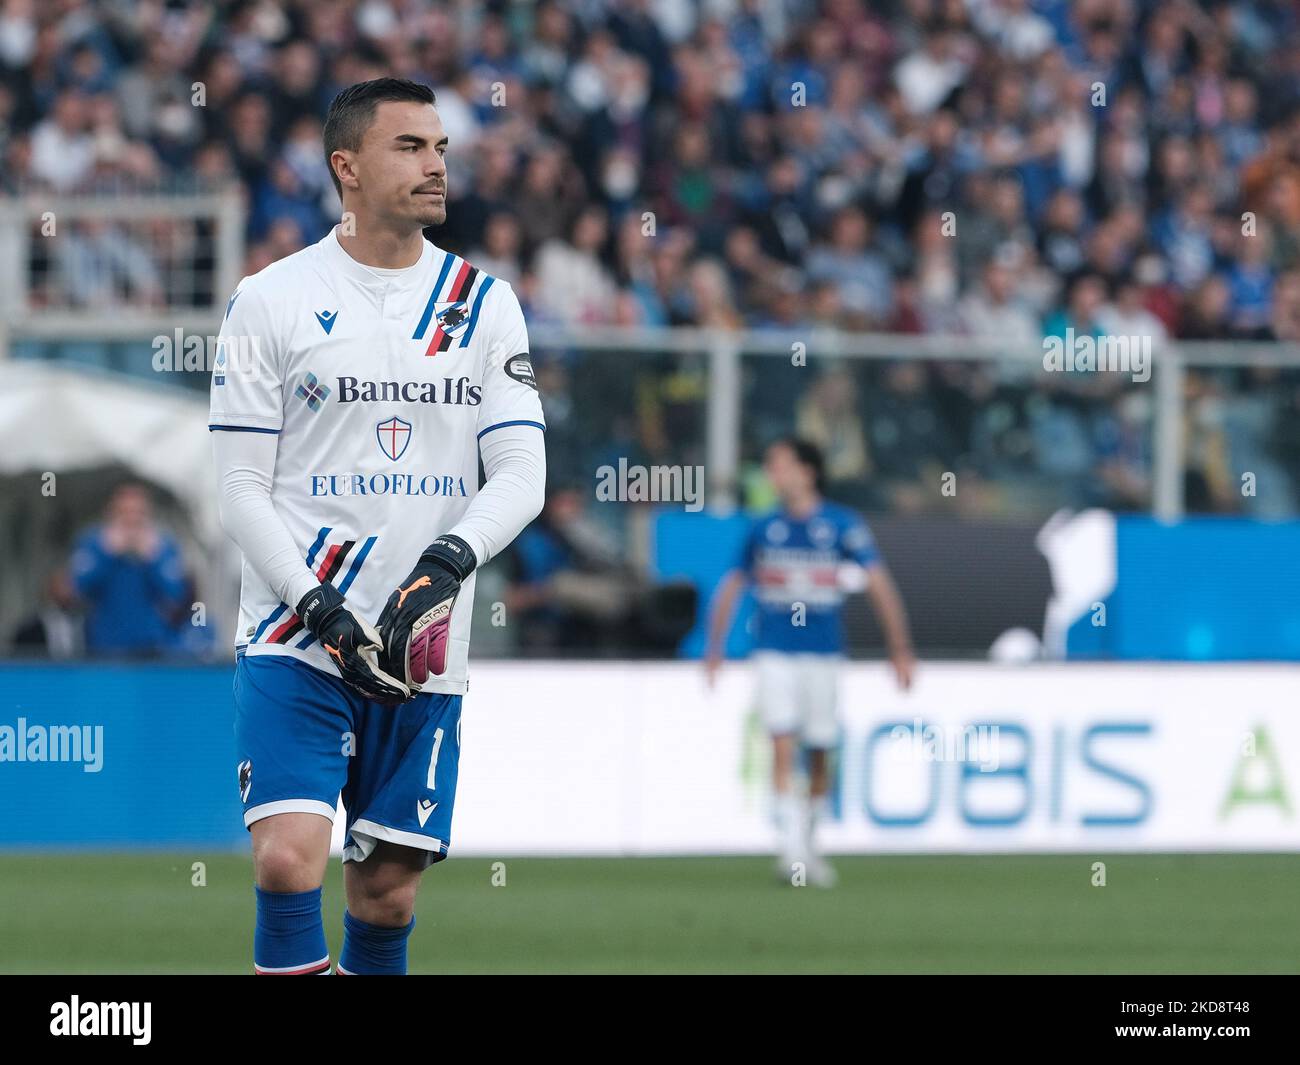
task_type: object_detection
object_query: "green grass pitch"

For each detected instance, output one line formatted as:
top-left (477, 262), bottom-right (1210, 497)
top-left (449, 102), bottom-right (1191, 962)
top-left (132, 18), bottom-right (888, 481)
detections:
top-left (1, 853), bottom-right (1297, 974)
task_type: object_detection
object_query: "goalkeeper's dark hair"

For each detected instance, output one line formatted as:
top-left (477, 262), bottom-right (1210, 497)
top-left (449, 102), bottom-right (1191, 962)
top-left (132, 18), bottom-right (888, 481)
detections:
top-left (769, 436), bottom-right (826, 494)
top-left (323, 78), bottom-right (437, 198)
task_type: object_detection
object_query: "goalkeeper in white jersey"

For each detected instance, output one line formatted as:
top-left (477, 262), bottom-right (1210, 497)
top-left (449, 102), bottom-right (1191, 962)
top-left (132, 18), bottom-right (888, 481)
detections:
top-left (210, 78), bottom-right (545, 975)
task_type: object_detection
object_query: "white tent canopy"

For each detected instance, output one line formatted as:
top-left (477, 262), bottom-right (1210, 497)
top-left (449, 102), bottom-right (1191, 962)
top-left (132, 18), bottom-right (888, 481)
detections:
top-left (0, 360), bottom-right (241, 649)
top-left (0, 360), bottom-right (220, 541)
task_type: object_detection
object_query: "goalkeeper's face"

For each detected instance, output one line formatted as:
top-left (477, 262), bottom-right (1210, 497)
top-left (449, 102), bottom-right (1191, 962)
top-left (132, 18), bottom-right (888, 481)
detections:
top-left (349, 100), bottom-right (449, 230)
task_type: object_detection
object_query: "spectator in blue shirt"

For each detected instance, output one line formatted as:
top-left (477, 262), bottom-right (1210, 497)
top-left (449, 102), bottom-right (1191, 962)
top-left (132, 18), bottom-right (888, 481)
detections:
top-left (68, 482), bottom-right (189, 657)
top-left (1225, 227), bottom-right (1276, 336)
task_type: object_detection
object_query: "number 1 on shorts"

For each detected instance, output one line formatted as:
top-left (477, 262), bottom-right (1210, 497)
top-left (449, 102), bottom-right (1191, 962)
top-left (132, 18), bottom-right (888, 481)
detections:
top-left (426, 727), bottom-right (444, 790)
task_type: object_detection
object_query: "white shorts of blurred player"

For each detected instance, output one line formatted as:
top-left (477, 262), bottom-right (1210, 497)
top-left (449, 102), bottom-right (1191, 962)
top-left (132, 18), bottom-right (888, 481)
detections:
top-left (753, 651), bottom-right (843, 749)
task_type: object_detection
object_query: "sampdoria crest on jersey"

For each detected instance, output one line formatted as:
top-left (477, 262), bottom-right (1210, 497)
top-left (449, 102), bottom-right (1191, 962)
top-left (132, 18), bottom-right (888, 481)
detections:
top-left (237, 759), bottom-right (252, 803)
top-left (434, 302), bottom-right (470, 339)
top-left (376, 415), bottom-right (413, 461)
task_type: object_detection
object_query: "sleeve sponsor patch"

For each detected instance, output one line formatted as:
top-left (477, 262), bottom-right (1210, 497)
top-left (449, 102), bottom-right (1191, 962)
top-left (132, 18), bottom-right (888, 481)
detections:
top-left (504, 352), bottom-right (538, 390)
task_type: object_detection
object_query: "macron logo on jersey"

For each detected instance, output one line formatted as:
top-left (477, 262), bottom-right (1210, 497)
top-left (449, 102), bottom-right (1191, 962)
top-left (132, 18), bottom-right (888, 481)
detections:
top-left (314, 309), bottom-right (338, 334)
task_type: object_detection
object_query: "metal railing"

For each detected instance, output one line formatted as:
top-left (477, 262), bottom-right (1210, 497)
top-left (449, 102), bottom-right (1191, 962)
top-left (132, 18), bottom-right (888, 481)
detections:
top-left (0, 190), bottom-right (244, 337)
top-left (531, 324), bottom-right (1300, 521)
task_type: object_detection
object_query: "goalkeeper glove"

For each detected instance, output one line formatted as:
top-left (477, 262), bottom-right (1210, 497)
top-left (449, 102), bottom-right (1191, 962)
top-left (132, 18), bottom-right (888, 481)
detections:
top-left (376, 534), bottom-right (476, 689)
top-left (296, 583), bottom-right (412, 705)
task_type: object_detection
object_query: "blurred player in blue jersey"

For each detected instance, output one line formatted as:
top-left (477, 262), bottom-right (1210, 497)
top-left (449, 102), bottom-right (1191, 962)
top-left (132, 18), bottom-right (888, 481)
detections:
top-left (705, 438), bottom-right (914, 886)
top-left (210, 79), bottom-right (545, 973)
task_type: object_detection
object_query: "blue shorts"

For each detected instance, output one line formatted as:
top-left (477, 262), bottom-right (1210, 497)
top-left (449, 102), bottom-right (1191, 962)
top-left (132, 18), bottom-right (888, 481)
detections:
top-left (233, 654), bottom-right (462, 868)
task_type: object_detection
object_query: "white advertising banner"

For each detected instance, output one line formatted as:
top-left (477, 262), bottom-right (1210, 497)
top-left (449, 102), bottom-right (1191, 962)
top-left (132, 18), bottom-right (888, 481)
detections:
top-left (335, 662), bottom-right (1300, 856)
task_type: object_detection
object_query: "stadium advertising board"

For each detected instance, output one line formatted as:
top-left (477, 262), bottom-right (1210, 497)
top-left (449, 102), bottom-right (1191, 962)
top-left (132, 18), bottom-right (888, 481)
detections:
top-left (1, 661), bottom-right (1293, 855)
top-left (444, 662), bottom-right (1300, 856)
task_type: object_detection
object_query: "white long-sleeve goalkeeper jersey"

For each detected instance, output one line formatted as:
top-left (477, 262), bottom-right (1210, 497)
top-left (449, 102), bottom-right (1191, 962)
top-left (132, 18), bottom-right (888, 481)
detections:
top-left (209, 225), bottom-right (546, 694)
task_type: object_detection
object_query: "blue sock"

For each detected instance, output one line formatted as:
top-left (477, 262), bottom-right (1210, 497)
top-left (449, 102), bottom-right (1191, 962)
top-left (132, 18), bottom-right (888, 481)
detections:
top-left (338, 909), bottom-right (415, 975)
top-left (254, 885), bottom-right (330, 975)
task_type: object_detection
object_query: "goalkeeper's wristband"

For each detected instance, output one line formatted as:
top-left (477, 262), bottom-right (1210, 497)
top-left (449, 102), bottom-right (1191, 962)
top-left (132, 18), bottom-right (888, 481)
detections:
top-left (295, 583), bottom-right (411, 704)
top-left (297, 582), bottom-right (348, 638)
top-left (420, 534), bottom-right (477, 583)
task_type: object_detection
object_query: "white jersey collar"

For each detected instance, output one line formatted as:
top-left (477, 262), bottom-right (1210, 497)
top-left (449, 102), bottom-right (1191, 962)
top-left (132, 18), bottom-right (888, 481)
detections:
top-left (322, 224), bottom-right (437, 290)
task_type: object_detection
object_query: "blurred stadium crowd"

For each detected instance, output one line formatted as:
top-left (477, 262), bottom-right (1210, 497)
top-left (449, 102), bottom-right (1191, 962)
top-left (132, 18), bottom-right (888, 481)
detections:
top-left (3, 0), bottom-right (1297, 333)
top-left (3, 0), bottom-right (1300, 658)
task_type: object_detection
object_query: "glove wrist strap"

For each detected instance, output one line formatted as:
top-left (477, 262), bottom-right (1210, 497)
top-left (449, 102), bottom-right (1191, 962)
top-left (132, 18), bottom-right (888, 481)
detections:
top-left (421, 534), bottom-right (477, 582)
top-left (296, 582), bottom-right (343, 639)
